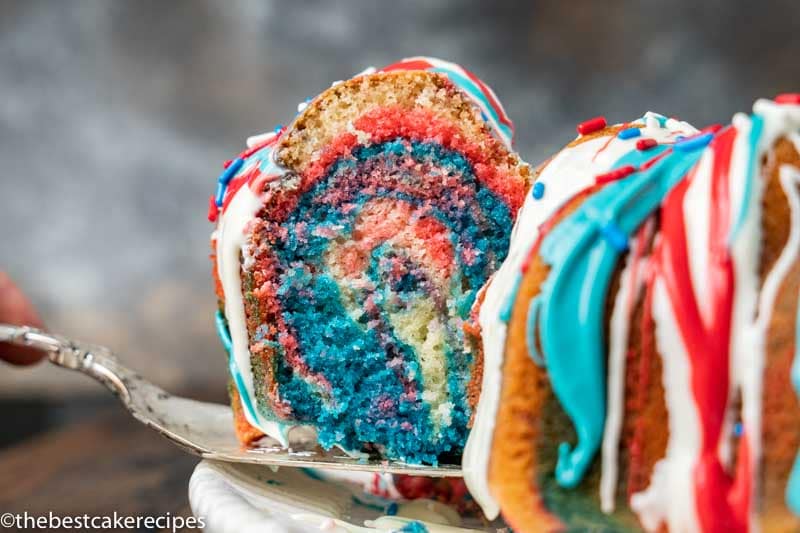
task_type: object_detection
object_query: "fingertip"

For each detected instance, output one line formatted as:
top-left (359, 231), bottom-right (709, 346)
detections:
top-left (0, 272), bottom-right (47, 365)
top-left (0, 343), bottom-right (47, 366)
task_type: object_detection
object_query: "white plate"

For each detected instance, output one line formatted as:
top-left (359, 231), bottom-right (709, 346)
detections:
top-left (188, 460), bottom-right (499, 532)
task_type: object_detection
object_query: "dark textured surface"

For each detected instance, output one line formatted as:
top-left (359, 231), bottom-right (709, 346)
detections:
top-left (0, 406), bottom-right (197, 531)
top-left (2, 0), bottom-right (800, 395)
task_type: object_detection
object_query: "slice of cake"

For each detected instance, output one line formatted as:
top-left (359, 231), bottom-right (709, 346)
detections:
top-left (209, 57), bottom-right (530, 464)
top-left (465, 97), bottom-right (800, 531)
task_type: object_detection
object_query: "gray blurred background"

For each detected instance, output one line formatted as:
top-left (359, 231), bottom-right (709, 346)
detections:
top-left (1, 0), bottom-right (799, 405)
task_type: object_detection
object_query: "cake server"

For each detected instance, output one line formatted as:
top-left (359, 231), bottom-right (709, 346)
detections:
top-left (0, 323), bottom-right (461, 477)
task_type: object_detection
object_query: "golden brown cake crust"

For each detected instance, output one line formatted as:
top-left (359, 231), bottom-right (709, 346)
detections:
top-left (465, 286), bottom-right (488, 426)
top-left (759, 137), bottom-right (800, 533)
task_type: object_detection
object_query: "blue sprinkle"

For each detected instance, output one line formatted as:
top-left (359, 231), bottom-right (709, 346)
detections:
top-left (734, 422), bottom-right (743, 437)
top-left (274, 124), bottom-right (284, 133)
top-left (214, 182), bottom-right (227, 207)
top-left (674, 132), bottom-right (714, 152)
top-left (386, 502), bottom-right (398, 516)
top-left (600, 222), bottom-right (629, 252)
top-left (218, 158), bottom-right (244, 186)
top-left (532, 181), bottom-right (546, 200)
top-left (617, 127), bottom-right (641, 140)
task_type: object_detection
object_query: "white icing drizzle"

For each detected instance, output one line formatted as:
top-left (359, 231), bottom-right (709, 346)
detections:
top-left (464, 114), bottom-right (695, 517)
top-left (683, 153), bottom-right (714, 322)
top-left (599, 220), bottom-right (651, 513)
top-left (215, 148), bottom-right (293, 446)
top-left (630, 279), bottom-right (703, 532)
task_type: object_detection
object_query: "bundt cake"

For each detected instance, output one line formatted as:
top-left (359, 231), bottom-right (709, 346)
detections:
top-left (208, 57), bottom-right (531, 464)
top-left (464, 96), bottom-right (800, 531)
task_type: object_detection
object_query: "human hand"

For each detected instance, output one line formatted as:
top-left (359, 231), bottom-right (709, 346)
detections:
top-left (0, 272), bottom-right (46, 365)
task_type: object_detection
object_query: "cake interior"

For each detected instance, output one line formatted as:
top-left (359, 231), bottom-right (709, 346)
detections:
top-left (231, 71), bottom-right (529, 462)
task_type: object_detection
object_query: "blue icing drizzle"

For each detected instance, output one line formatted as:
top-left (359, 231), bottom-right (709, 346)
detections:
top-left (531, 143), bottom-right (702, 488)
top-left (787, 296), bottom-right (800, 515)
top-left (215, 310), bottom-right (262, 426)
top-left (729, 114), bottom-right (764, 242)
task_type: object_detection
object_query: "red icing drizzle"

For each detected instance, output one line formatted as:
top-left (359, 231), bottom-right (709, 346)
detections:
top-left (650, 127), bottom-right (749, 532)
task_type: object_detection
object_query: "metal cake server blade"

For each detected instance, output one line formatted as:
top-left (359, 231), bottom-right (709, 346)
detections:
top-left (0, 324), bottom-right (461, 477)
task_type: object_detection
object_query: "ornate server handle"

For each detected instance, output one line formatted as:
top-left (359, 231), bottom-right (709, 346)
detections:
top-left (0, 323), bottom-right (131, 404)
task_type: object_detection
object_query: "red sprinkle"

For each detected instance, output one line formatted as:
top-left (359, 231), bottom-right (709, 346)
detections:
top-left (207, 195), bottom-right (219, 223)
top-left (577, 116), bottom-right (607, 135)
top-left (775, 93), bottom-right (800, 105)
top-left (223, 159), bottom-right (233, 169)
top-left (701, 124), bottom-right (723, 135)
top-left (595, 164), bottom-right (636, 185)
top-left (636, 138), bottom-right (658, 151)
